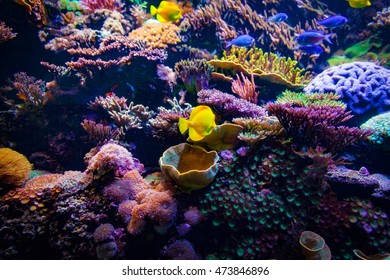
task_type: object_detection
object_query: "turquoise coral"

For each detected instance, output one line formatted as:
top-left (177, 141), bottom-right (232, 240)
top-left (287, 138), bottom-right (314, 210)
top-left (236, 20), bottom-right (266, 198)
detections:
top-left (361, 112), bottom-right (390, 144)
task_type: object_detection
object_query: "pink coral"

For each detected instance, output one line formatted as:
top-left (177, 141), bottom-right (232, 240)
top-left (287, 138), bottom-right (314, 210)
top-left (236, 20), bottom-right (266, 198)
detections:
top-left (81, 0), bottom-right (119, 11)
top-left (127, 189), bottom-right (177, 235)
top-left (85, 142), bottom-right (138, 179)
top-left (93, 223), bottom-right (115, 243)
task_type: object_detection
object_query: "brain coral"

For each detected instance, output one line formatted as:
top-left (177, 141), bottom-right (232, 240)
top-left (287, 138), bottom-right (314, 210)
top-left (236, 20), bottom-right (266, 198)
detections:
top-left (304, 62), bottom-right (390, 116)
top-left (0, 148), bottom-right (32, 188)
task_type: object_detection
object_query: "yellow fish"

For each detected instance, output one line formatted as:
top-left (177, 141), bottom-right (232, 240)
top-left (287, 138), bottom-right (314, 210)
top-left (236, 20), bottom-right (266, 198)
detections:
top-left (346, 0), bottom-right (371, 8)
top-left (150, 1), bottom-right (183, 23)
top-left (179, 105), bottom-right (216, 142)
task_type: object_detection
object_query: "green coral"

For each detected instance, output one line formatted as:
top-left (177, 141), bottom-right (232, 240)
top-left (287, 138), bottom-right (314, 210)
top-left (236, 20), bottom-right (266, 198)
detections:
top-left (276, 90), bottom-right (347, 108)
top-left (360, 112), bottom-right (390, 144)
top-left (58, 0), bottom-right (83, 11)
top-left (208, 46), bottom-right (312, 89)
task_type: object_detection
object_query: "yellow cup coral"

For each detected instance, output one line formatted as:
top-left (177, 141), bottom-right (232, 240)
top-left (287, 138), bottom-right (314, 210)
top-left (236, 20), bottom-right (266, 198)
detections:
top-left (0, 148), bottom-right (32, 188)
top-left (159, 143), bottom-right (219, 192)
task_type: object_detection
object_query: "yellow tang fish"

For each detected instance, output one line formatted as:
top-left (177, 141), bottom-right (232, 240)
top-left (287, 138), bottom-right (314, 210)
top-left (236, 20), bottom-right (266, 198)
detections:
top-left (346, 0), bottom-right (371, 8)
top-left (150, 1), bottom-right (183, 23)
top-left (179, 105), bottom-right (216, 142)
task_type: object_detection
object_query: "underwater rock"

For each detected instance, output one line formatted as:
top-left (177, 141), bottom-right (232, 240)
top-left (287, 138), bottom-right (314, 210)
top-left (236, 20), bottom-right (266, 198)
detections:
top-left (325, 166), bottom-right (380, 197)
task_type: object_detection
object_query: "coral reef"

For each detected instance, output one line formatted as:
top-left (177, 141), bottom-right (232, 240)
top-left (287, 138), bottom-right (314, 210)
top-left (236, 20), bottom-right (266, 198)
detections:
top-left (304, 62), bottom-right (390, 118)
top-left (0, 21), bottom-right (17, 43)
top-left (265, 91), bottom-right (372, 154)
top-left (85, 142), bottom-right (142, 180)
top-left (197, 89), bottom-right (267, 120)
top-left (0, 148), bottom-right (32, 189)
top-left (209, 47), bottom-right (312, 89)
top-left (360, 112), bottom-right (390, 145)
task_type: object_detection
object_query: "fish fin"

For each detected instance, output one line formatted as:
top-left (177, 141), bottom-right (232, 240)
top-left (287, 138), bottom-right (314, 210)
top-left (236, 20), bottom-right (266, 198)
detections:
top-left (179, 118), bottom-right (189, 134)
top-left (324, 33), bottom-right (334, 44)
top-left (160, 1), bottom-right (169, 7)
top-left (367, 0), bottom-right (371, 6)
top-left (156, 14), bottom-right (167, 23)
top-left (188, 128), bottom-right (205, 142)
top-left (150, 5), bottom-right (158, 16)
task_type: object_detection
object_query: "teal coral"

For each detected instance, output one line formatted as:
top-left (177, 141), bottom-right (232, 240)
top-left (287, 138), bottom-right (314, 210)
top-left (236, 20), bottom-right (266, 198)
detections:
top-left (361, 112), bottom-right (390, 144)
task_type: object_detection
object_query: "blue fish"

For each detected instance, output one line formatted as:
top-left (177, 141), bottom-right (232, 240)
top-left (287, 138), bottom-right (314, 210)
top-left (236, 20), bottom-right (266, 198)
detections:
top-left (296, 30), bottom-right (333, 46)
top-left (225, 35), bottom-right (255, 49)
top-left (317, 16), bottom-right (348, 28)
top-left (267, 13), bottom-right (288, 23)
top-left (297, 45), bottom-right (324, 55)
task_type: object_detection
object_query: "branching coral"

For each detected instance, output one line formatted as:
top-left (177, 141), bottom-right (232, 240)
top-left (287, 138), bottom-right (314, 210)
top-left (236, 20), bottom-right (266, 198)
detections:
top-left (209, 47), bottom-right (312, 89)
top-left (231, 73), bottom-right (259, 104)
top-left (147, 97), bottom-right (192, 139)
top-left (81, 119), bottom-right (122, 144)
top-left (89, 93), bottom-right (155, 131)
top-left (3, 72), bottom-right (51, 114)
top-left (197, 89), bottom-right (267, 120)
top-left (0, 21), bottom-right (17, 43)
top-left (174, 59), bottom-right (213, 93)
top-left (265, 98), bottom-right (372, 153)
top-left (181, 0), bottom-right (326, 57)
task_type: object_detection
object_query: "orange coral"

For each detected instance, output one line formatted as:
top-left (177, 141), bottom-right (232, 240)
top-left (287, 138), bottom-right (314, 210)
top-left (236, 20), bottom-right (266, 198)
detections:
top-left (0, 173), bottom-right (62, 211)
top-left (128, 22), bottom-right (181, 50)
top-left (0, 148), bottom-right (32, 187)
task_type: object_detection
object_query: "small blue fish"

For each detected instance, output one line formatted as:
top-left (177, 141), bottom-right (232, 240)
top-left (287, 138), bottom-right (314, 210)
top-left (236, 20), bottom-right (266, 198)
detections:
top-left (225, 35), bottom-right (255, 49)
top-left (317, 16), bottom-right (348, 28)
top-left (267, 13), bottom-right (288, 23)
top-left (296, 30), bottom-right (334, 46)
top-left (297, 45), bottom-right (324, 55)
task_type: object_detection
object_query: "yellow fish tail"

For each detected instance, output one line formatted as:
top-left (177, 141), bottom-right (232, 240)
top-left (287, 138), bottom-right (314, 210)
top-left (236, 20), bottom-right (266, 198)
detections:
top-left (179, 118), bottom-right (189, 134)
top-left (150, 5), bottom-right (158, 16)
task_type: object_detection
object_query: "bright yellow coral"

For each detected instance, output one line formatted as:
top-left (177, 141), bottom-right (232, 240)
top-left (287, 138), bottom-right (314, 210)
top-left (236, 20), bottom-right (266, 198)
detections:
top-left (0, 148), bottom-right (32, 187)
top-left (128, 22), bottom-right (180, 50)
top-left (209, 46), bottom-right (312, 89)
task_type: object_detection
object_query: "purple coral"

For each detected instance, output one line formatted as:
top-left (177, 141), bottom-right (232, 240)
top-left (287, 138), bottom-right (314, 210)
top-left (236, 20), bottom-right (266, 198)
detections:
top-left (85, 142), bottom-right (140, 178)
top-left (304, 62), bottom-right (390, 116)
top-left (197, 89), bottom-right (267, 119)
